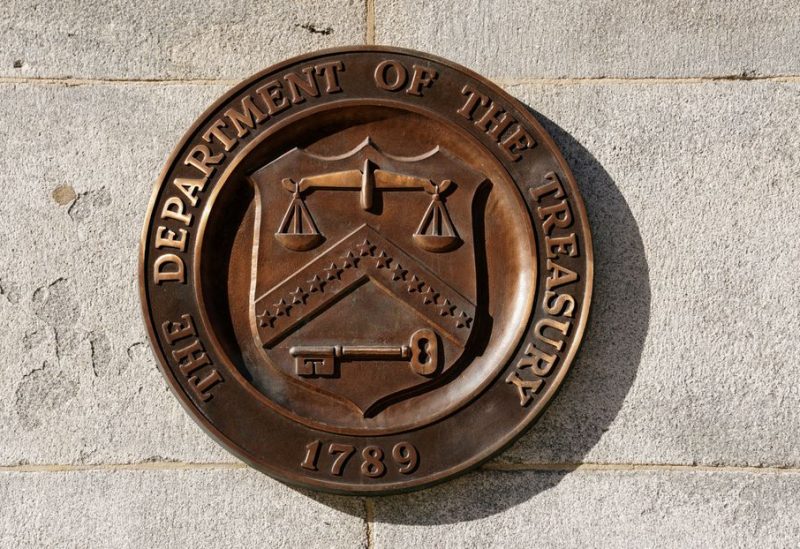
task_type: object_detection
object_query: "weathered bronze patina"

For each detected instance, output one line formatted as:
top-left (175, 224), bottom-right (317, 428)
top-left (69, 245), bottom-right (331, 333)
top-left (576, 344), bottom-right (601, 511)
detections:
top-left (139, 47), bottom-right (593, 494)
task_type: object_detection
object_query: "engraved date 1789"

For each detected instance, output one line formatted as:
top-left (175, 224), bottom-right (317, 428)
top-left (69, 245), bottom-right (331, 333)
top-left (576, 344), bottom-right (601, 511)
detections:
top-left (301, 440), bottom-right (419, 477)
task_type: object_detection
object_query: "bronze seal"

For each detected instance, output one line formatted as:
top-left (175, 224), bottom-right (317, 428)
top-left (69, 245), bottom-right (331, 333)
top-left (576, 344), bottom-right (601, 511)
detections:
top-left (139, 46), bottom-right (592, 494)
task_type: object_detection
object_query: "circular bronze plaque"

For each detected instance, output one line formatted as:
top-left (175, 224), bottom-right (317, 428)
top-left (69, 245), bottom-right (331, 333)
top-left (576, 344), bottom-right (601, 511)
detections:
top-left (140, 46), bottom-right (592, 494)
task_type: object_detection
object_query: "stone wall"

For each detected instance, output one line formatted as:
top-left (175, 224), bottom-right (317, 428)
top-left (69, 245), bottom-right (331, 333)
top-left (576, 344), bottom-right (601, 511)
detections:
top-left (1, 1), bottom-right (798, 546)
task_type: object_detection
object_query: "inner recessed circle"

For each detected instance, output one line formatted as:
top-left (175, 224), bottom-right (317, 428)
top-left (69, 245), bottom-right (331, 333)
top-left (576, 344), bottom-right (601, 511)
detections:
top-left (198, 101), bottom-right (536, 435)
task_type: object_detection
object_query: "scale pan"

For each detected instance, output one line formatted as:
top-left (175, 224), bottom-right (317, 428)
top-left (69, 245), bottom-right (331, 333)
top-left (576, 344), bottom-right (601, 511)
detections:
top-left (412, 234), bottom-right (461, 253)
top-left (274, 233), bottom-right (324, 251)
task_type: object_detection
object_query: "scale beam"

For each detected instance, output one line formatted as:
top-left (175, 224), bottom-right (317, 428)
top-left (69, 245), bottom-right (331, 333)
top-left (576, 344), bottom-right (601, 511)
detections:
top-left (284, 169), bottom-right (452, 211)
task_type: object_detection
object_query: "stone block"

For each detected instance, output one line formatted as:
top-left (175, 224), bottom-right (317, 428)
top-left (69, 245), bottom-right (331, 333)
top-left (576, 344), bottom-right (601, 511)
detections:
top-left (0, 0), bottom-right (365, 80)
top-left (376, 0), bottom-right (800, 79)
top-left (0, 467), bottom-right (365, 548)
top-left (371, 468), bottom-right (800, 548)
top-left (2, 79), bottom-right (798, 470)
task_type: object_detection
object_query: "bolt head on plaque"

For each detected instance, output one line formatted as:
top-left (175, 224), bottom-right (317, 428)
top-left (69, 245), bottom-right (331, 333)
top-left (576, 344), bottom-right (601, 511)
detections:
top-left (139, 47), bottom-right (592, 494)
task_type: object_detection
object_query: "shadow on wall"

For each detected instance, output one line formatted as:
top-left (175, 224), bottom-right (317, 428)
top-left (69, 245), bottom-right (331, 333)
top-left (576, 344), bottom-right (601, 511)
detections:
top-left (298, 107), bottom-right (651, 524)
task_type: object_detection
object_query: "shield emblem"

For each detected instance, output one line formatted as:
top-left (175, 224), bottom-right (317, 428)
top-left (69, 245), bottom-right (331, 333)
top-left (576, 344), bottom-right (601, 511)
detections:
top-left (248, 138), bottom-right (485, 415)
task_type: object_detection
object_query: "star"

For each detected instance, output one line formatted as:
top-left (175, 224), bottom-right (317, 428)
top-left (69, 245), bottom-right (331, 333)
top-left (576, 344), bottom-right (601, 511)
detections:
top-left (257, 309), bottom-right (276, 328)
top-left (375, 251), bottom-right (391, 269)
top-left (356, 239), bottom-right (374, 257)
top-left (323, 263), bottom-right (342, 280)
top-left (307, 274), bottom-right (325, 293)
top-left (289, 287), bottom-right (307, 305)
top-left (438, 298), bottom-right (455, 317)
top-left (456, 311), bottom-right (472, 328)
top-left (406, 275), bottom-right (424, 293)
top-left (341, 251), bottom-right (359, 269)
top-left (273, 298), bottom-right (291, 317)
top-left (422, 286), bottom-right (439, 305)
top-left (391, 263), bottom-right (407, 281)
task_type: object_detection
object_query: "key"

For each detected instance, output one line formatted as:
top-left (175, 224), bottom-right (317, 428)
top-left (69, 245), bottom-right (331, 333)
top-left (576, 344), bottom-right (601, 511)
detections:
top-left (290, 329), bottom-right (438, 377)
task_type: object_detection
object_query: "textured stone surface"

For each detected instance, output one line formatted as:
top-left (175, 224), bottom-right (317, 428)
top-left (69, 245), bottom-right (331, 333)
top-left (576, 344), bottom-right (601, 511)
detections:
top-left (371, 469), bottom-right (800, 547)
top-left (376, 0), bottom-right (800, 79)
top-left (0, 83), bottom-right (230, 466)
top-left (497, 80), bottom-right (800, 467)
top-left (0, 467), bottom-right (365, 548)
top-left (0, 0), bottom-right (365, 80)
top-left (2, 80), bottom-right (798, 472)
